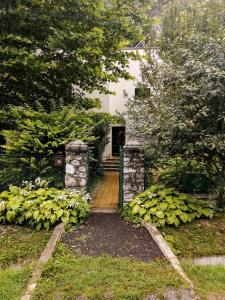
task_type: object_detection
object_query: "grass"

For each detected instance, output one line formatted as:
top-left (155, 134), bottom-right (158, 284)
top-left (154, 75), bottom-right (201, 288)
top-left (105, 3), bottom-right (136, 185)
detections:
top-left (33, 243), bottom-right (185, 300)
top-left (182, 261), bottom-right (225, 299)
top-left (162, 213), bottom-right (225, 258)
top-left (0, 266), bottom-right (31, 300)
top-left (0, 225), bottom-right (52, 267)
top-left (161, 213), bottom-right (225, 299)
top-left (0, 225), bottom-right (52, 300)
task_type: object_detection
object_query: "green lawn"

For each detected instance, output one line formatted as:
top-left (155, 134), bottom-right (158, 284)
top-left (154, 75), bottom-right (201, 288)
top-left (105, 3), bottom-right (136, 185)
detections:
top-left (162, 213), bottom-right (225, 258)
top-left (161, 213), bottom-right (225, 299)
top-left (182, 261), bottom-right (225, 300)
top-left (33, 243), bottom-right (185, 300)
top-left (0, 225), bottom-right (52, 300)
top-left (0, 225), bottom-right (52, 267)
top-left (0, 266), bottom-right (31, 300)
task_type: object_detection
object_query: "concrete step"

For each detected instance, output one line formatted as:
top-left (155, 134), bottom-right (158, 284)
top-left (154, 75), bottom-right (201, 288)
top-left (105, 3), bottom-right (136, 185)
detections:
top-left (101, 163), bottom-right (119, 167)
top-left (102, 157), bottom-right (120, 172)
top-left (102, 159), bottom-right (119, 164)
top-left (102, 166), bottom-right (119, 172)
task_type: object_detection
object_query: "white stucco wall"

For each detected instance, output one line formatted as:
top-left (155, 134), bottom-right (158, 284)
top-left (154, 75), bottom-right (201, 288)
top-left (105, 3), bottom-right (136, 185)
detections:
top-left (107, 48), bottom-right (145, 115)
top-left (93, 48), bottom-right (145, 116)
top-left (91, 48), bottom-right (146, 158)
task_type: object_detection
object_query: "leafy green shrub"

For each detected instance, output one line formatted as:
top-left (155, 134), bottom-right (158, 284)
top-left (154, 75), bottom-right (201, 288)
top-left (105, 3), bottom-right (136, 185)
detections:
top-left (0, 107), bottom-right (115, 190)
top-left (0, 178), bottom-right (90, 230)
top-left (126, 185), bottom-right (214, 228)
top-left (90, 112), bottom-right (112, 174)
top-left (149, 156), bottom-right (217, 194)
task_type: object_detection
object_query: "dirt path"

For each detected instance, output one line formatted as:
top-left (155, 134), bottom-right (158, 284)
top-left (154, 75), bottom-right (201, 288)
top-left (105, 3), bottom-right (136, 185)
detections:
top-left (63, 213), bottom-right (163, 261)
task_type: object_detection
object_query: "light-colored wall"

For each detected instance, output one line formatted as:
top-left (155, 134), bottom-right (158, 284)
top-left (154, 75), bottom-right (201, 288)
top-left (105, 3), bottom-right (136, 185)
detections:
top-left (107, 49), bottom-right (145, 115)
top-left (92, 48), bottom-right (146, 158)
top-left (93, 49), bottom-right (145, 116)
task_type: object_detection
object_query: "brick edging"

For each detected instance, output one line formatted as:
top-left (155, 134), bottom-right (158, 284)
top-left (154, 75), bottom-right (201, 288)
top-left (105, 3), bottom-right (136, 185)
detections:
top-left (142, 221), bottom-right (198, 299)
top-left (21, 223), bottom-right (65, 300)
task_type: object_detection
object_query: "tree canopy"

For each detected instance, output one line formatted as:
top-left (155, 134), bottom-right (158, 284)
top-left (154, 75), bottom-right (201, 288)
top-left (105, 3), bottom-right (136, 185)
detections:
top-left (127, 0), bottom-right (225, 205)
top-left (0, 0), bottom-right (151, 111)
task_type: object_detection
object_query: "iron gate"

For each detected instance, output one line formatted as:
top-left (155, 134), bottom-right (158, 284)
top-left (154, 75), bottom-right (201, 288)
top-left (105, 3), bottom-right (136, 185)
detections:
top-left (119, 146), bottom-right (124, 208)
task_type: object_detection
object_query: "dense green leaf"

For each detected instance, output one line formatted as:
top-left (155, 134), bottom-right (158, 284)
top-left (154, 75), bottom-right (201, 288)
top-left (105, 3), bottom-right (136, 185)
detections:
top-left (122, 185), bottom-right (214, 228)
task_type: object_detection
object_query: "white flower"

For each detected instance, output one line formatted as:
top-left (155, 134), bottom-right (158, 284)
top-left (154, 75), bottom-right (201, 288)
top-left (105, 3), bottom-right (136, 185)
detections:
top-left (59, 194), bottom-right (67, 200)
top-left (0, 201), bottom-right (6, 209)
top-left (68, 201), bottom-right (75, 208)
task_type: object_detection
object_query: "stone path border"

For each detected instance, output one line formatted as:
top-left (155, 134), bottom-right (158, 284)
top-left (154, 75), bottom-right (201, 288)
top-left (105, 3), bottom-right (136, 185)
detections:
top-left (21, 223), bottom-right (65, 300)
top-left (193, 256), bottom-right (225, 266)
top-left (142, 221), bottom-right (198, 299)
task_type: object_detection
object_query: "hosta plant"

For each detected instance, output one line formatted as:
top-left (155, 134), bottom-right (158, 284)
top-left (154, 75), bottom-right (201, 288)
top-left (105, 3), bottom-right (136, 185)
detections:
top-left (126, 185), bottom-right (214, 228)
top-left (0, 178), bottom-right (90, 230)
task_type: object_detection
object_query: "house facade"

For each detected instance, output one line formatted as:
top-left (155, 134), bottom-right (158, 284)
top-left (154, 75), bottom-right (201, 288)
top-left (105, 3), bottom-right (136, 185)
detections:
top-left (93, 47), bottom-right (145, 159)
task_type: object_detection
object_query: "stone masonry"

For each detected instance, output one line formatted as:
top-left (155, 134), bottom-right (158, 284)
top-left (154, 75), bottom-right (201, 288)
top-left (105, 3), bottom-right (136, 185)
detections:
top-left (65, 140), bottom-right (88, 191)
top-left (123, 141), bottom-right (145, 203)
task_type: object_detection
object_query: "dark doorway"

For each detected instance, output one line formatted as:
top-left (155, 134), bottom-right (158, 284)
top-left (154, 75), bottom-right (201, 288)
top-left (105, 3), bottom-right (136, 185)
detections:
top-left (112, 126), bottom-right (125, 156)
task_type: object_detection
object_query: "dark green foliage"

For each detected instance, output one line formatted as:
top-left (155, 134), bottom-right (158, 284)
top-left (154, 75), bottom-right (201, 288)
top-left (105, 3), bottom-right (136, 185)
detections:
top-left (127, 0), bottom-right (225, 206)
top-left (0, 179), bottom-right (90, 230)
top-left (125, 185), bottom-right (214, 228)
top-left (150, 156), bottom-right (218, 193)
top-left (0, 107), bottom-right (92, 189)
top-left (0, 107), bottom-right (114, 190)
top-left (0, 0), bottom-right (151, 111)
top-left (90, 113), bottom-right (119, 174)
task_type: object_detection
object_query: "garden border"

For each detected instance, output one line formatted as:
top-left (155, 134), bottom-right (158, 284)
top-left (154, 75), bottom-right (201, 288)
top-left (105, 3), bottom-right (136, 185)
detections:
top-left (142, 221), bottom-right (198, 299)
top-left (21, 223), bottom-right (65, 300)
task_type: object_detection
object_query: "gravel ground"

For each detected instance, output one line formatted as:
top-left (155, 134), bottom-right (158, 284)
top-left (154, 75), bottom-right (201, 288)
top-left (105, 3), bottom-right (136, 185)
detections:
top-left (63, 213), bottom-right (163, 261)
top-left (0, 225), bottom-right (8, 239)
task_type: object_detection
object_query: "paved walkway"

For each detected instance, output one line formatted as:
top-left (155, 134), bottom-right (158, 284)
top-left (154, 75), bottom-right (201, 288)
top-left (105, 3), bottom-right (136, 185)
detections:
top-left (92, 172), bottom-right (119, 210)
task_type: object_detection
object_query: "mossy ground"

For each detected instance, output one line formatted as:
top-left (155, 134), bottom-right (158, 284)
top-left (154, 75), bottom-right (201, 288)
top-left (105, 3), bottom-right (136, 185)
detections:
top-left (0, 225), bottom-right (52, 300)
top-left (162, 213), bottom-right (225, 258)
top-left (33, 243), bottom-right (185, 300)
top-left (162, 213), bottom-right (225, 299)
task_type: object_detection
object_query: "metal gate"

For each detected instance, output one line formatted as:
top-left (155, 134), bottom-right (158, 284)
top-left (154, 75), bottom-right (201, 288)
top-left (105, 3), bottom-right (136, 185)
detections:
top-left (87, 147), bottom-right (94, 193)
top-left (119, 146), bottom-right (124, 208)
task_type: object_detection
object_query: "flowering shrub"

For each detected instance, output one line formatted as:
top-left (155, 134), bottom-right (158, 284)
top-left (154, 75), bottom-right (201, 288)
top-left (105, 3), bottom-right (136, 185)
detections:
top-left (0, 178), bottom-right (90, 230)
top-left (122, 185), bottom-right (214, 228)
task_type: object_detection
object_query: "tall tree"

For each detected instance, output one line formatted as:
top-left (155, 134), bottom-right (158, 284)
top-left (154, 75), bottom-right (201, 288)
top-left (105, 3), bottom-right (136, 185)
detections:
top-left (127, 0), bottom-right (225, 206)
top-left (0, 0), bottom-right (151, 111)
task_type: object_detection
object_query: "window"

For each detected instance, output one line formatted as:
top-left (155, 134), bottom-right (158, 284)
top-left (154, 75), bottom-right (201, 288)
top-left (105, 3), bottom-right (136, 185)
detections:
top-left (135, 87), bottom-right (150, 97)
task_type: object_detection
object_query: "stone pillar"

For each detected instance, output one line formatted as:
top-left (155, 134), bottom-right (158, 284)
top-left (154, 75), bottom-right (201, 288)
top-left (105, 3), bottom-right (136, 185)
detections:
top-left (123, 140), bottom-right (145, 203)
top-left (65, 140), bottom-right (88, 191)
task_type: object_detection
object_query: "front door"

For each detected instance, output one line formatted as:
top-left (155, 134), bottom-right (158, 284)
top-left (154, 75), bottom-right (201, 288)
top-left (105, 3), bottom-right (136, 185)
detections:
top-left (112, 126), bottom-right (125, 156)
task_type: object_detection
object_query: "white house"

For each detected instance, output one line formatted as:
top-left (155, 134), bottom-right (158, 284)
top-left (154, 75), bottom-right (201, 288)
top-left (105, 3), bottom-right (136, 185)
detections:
top-left (93, 45), bottom-right (145, 159)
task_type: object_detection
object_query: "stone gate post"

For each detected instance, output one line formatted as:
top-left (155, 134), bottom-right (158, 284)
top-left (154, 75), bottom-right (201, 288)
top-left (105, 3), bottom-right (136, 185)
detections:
top-left (123, 140), bottom-right (145, 203)
top-left (65, 140), bottom-right (88, 191)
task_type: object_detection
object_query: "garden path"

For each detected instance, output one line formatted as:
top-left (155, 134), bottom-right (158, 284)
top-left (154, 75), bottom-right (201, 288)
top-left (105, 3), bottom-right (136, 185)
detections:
top-left (63, 213), bottom-right (163, 261)
top-left (92, 172), bottom-right (119, 210)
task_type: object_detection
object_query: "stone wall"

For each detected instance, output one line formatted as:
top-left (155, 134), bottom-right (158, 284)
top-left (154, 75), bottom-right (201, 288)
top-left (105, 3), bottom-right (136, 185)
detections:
top-left (65, 140), bottom-right (88, 191)
top-left (123, 141), bottom-right (145, 203)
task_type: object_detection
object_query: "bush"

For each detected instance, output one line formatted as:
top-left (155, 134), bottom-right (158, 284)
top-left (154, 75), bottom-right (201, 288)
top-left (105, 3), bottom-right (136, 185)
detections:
top-left (149, 156), bottom-right (217, 194)
top-left (125, 185), bottom-right (214, 228)
top-left (0, 178), bottom-right (90, 230)
top-left (0, 107), bottom-right (115, 189)
top-left (89, 112), bottom-right (112, 174)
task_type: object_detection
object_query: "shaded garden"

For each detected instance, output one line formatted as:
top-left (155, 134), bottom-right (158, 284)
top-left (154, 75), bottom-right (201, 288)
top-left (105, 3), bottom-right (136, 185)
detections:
top-left (0, 0), bottom-right (225, 299)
